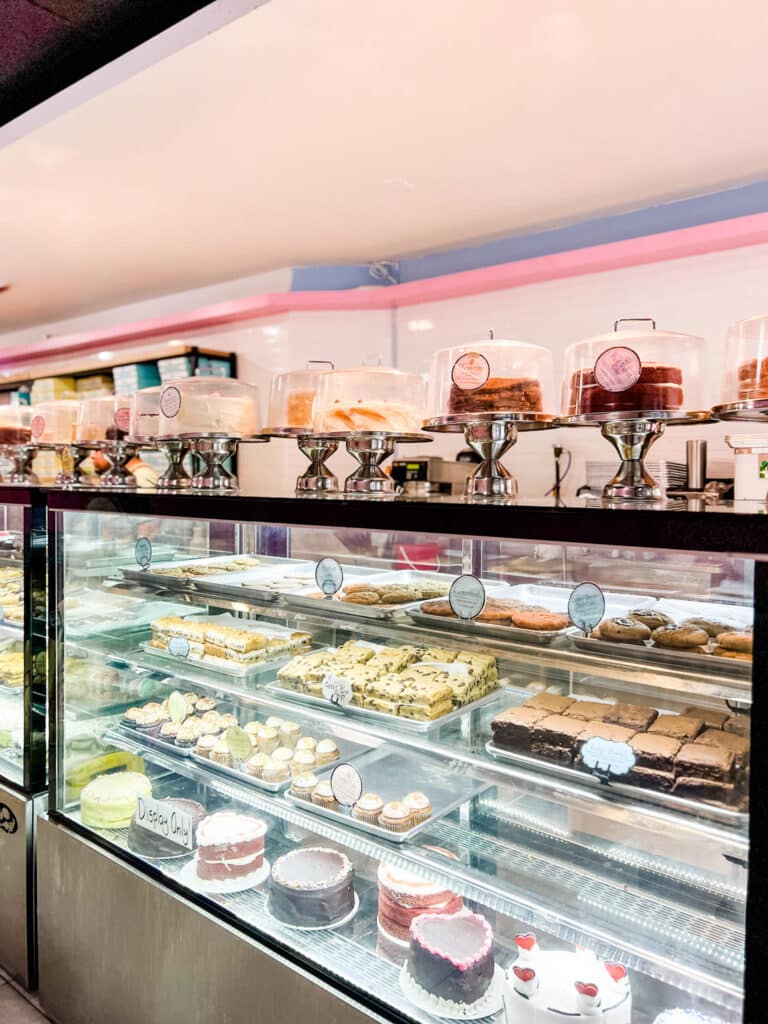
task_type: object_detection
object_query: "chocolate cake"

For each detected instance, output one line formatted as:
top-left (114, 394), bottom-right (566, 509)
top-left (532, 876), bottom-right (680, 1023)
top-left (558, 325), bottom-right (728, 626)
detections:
top-left (0, 427), bottom-right (31, 445)
top-left (408, 910), bottom-right (494, 1005)
top-left (270, 847), bottom-right (355, 926)
top-left (449, 377), bottom-right (543, 416)
top-left (567, 363), bottom-right (684, 416)
top-left (127, 798), bottom-right (206, 859)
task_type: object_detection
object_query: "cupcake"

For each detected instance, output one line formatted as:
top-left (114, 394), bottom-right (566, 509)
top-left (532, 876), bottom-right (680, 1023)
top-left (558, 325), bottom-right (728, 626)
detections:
top-left (280, 721), bottom-right (301, 748)
top-left (210, 738), bottom-right (232, 767)
top-left (195, 696), bottom-right (217, 713)
top-left (262, 758), bottom-right (290, 784)
top-left (291, 772), bottom-right (318, 800)
top-left (378, 801), bottom-right (412, 833)
top-left (246, 753), bottom-right (269, 779)
top-left (159, 722), bottom-right (180, 741)
top-left (199, 716), bottom-right (222, 736)
top-left (195, 735), bottom-right (218, 759)
top-left (175, 719), bottom-right (204, 748)
top-left (217, 713), bottom-right (238, 730)
top-left (256, 726), bottom-right (279, 754)
top-left (244, 721), bottom-right (261, 738)
top-left (315, 738), bottom-right (339, 766)
top-left (122, 707), bottom-right (143, 726)
top-left (403, 791), bottom-right (432, 824)
top-left (202, 710), bottom-right (222, 726)
top-left (266, 716), bottom-right (285, 731)
top-left (295, 736), bottom-right (317, 754)
top-left (311, 780), bottom-right (338, 810)
top-left (272, 747), bottom-right (295, 766)
top-left (291, 750), bottom-right (316, 775)
top-left (353, 792), bottom-right (384, 825)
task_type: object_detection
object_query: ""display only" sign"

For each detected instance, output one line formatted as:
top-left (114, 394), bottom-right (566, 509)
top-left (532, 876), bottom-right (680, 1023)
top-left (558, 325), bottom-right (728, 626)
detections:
top-left (134, 795), bottom-right (195, 850)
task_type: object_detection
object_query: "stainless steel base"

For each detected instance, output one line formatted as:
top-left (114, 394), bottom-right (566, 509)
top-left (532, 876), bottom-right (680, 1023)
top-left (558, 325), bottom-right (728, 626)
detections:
top-left (0, 445), bottom-right (39, 485)
top-left (296, 435), bottom-right (338, 492)
top-left (462, 419), bottom-right (518, 497)
top-left (344, 434), bottom-right (398, 493)
top-left (600, 419), bottom-right (666, 500)
top-left (100, 441), bottom-right (138, 488)
top-left (0, 783), bottom-right (46, 989)
top-left (188, 436), bottom-right (240, 491)
top-left (38, 817), bottom-right (377, 1024)
top-left (156, 439), bottom-right (192, 490)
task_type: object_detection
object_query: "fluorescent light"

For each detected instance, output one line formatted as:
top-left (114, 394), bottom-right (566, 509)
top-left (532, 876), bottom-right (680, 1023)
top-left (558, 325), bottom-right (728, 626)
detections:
top-left (97, 350), bottom-right (114, 361)
top-left (407, 319), bottom-right (434, 332)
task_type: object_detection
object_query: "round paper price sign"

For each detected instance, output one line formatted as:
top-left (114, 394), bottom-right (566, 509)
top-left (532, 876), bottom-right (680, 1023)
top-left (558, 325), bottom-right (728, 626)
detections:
top-left (135, 537), bottom-right (152, 570)
top-left (226, 726), bottom-right (252, 764)
top-left (451, 351), bottom-right (490, 391)
top-left (322, 672), bottom-right (352, 707)
top-left (160, 386), bottom-right (181, 419)
top-left (167, 691), bottom-right (187, 724)
top-left (448, 575), bottom-right (486, 621)
top-left (581, 736), bottom-right (636, 779)
top-left (330, 763), bottom-right (363, 807)
top-left (168, 637), bottom-right (190, 658)
top-left (315, 557), bottom-right (343, 596)
top-left (594, 346), bottom-right (641, 393)
top-left (568, 582), bottom-right (605, 635)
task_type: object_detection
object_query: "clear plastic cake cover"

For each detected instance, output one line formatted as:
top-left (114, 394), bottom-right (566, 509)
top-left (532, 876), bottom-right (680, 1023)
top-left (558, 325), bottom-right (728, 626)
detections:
top-left (157, 378), bottom-right (261, 438)
top-left (0, 405), bottom-right (32, 445)
top-left (75, 395), bottom-right (132, 443)
top-left (30, 400), bottom-right (80, 444)
top-left (426, 339), bottom-right (555, 422)
top-left (561, 319), bottom-right (707, 420)
top-left (129, 386), bottom-right (163, 440)
top-left (313, 367), bottom-right (427, 434)
top-left (266, 363), bottom-right (334, 433)
top-left (721, 313), bottom-right (768, 405)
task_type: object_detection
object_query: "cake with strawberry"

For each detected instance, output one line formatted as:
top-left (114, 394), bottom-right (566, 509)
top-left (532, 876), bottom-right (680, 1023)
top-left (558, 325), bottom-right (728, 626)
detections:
top-left (505, 933), bottom-right (631, 1022)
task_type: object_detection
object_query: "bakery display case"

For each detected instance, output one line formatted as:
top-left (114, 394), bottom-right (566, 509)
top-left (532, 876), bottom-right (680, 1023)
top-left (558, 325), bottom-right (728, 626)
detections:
top-left (0, 486), bottom-right (47, 989)
top-left (46, 490), bottom-right (764, 1024)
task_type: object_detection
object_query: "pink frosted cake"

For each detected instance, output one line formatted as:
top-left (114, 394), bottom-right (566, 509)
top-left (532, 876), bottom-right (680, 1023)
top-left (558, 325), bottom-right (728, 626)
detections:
top-left (406, 909), bottom-right (495, 1007)
top-left (505, 933), bottom-right (631, 1022)
top-left (195, 812), bottom-right (267, 882)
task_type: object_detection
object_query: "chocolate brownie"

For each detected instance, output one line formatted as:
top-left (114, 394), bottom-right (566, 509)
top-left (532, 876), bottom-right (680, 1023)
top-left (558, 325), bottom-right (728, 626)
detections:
top-left (724, 715), bottom-right (750, 737)
top-left (672, 776), bottom-right (738, 806)
top-left (694, 729), bottom-right (750, 769)
top-left (675, 743), bottom-right (734, 782)
top-left (531, 715), bottom-right (585, 764)
top-left (574, 721), bottom-right (635, 750)
top-left (523, 693), bottom-right (574, 715)
top-left (532, 743), bottom-right (575, 765)
top-left (561, 700), bottom-right (615, 722)
top-left (625, 766), bottom-right (675, 791)
top-left (491, 707), bottom-right (548, 751)
top-left (629, 733), bottom-right (681, 773)
top-left (448, 377), bottom-right (544, 415)
top-left (648, 714), bottom-right (704, 742)
top-left (683, 706), bottom-right (729, 729)
top-left (605, 702), bottom-right (658, 731)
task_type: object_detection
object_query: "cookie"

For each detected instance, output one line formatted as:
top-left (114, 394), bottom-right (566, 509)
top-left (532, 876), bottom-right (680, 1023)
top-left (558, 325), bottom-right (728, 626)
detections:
top-left (343, 582), bottom-right (383, 596)
top-left (507, 607), bottom-right (570, 631)
top-left (628, 609), bottom-right (673, 631)
top-left (341, 590), bottom-right (382, 605)
top-left (683, 617), bottom-right (738, 638)
top-left (597, 617), bottom-right (651, 643)
top-left (420, 599), bottom-right (454, 617)
top-left (651, 624), bottom-right (709, 649)
top-left (715, 631), bottom-right (753, 654)
top-left (711, 646), bottom-right (752, 662)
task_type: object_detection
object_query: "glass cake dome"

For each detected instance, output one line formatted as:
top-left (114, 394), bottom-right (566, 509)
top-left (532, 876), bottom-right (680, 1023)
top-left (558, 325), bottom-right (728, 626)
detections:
top-left (0, 405), bottom-right (32, 446)
top-left (561, 319), bottom-right (707, 421)
top-left (157, 378), bottom-right (261, 439)
top-left (75, 395), bottom-right (132, 444)
top-left (129, 386), bottom-right (163, 441)
top-left (425, 339), bottom-right (555, 424)
top-left (721, 313), bottom-right (768, 405)
top-left (312, 367), bottom-right (426, 435)
top-left (31, 400), bottom-right (80, 444)
top-left (266, 365), bottom-right (333, 434)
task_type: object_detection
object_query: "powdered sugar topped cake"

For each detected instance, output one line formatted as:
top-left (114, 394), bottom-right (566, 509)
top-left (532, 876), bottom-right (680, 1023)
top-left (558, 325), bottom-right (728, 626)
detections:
top-left (504, 933), bottom-right (631, 1022)
top-left (195, 812), bottom-right (267, 881)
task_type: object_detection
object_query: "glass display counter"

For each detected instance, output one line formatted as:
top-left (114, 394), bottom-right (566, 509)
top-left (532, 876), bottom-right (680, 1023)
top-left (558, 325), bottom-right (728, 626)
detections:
top-left (46, 491), bottom-right (764, 1024)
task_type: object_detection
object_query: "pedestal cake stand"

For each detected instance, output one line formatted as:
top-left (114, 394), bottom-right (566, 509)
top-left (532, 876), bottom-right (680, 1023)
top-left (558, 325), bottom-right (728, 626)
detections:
top-left (0, 443), bottom-right (38, 485)
top-left (321, 431), bottom-right (432, 495)
top-left (263, 428), bottom-right (340, 493)
top-left (168, 433), bottom-right (269, 492)
top-left (711, 398), bottom-right (768, 422)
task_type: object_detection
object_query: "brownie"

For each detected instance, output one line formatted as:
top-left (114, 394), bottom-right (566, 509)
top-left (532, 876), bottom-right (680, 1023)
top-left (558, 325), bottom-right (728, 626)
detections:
top-left (574, 721), bottom-right (635, 750)
top-left (625, 766), bottom-right (675, 791)
top-left (562, 700), bottom-right (616, 722)
top-left (694, 729), bottom-right (750, 769)
top-left (675, 743), bottom-right (734, 782)
top-left (683, 706), bottom-right (729, 729)
top-left (532, 742), bottom-right (574, 765)
top-left (605, 702), bottom-right (658, 731)
top-left (629, 733), bottom-right (682, 772)
top-left (724, 715), bottom-right (750, 737)
top-left (491, 706), bottom-right (548, 751)
top-left (531, 714), bottom-right (586, 748)
top-left (673, 776), bottom-right (738, 806)
top-left (648, 714), bottom-right (704, 742)
top-left (523, 693), bottom-right (574, 715)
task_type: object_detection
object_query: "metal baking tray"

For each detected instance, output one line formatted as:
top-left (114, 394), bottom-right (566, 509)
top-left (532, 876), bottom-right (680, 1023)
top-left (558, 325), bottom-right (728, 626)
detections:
top-left (266, 681), bottom-right (502, 733)
top-left (570, 633), bottom-right (752, 681)
top-left (192, 733), bottom-right (370, 794)
top-left (120, 554), bottom-right (296, 594)
top-left (485, 741), bottom-right (748, 828)
top-left (282, 570), bottom-right (465, 622)
top-left (138, 640), bottom-right (319, 682)
top-left (116, 723), bottom-right (195, 758)
top-left (407, 609), bottom-right (571, 646)
top-left (178, 561), bottom-right (323, 604)
top-left (287, 745), bottom-right (489, 843)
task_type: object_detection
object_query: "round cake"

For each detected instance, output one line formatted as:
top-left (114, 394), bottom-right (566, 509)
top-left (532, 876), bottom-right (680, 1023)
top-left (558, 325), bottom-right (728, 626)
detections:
top-left (81, 772), bottom-right (152, 830)
top-left (406, 909), bottom-right (494, 1007)
top-left (269, 847), bottom-right (354, 927)
top-left (377, 861), bottom-right (462, 944)
top-left (504, 933), bottom-right (631, 1023)
top-left (195, 812), bottom-right (267, 882)
top-left (127, 798), bottom-right (206, 859)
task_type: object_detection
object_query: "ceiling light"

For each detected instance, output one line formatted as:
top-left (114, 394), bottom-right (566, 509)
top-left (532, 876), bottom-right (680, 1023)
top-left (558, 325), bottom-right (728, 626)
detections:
top-left (97, 350), bottom-right (114, 361)
top-left (408, 319), bottom-right (434, 332)
top-left (262, 326), bottom-right (280, 338)
top-left (167, 340), bottom-right (184, 348)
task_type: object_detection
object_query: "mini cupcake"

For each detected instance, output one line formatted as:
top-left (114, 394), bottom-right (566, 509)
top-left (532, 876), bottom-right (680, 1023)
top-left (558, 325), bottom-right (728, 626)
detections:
top-left (290, 772), bottom-right (318, 800)
top-left (195, 734), bottom-right (218, 759)
top-left (295, 736), bottom-right (317, 753)
top-left (256, 726), bottom-right (279, 754)
top-left (195, 696), bottom-right (217, 713)
top-left (403, 791), bottom-right (432, 824)
top-left (122, 707), bottom-right (143, 726)
top-left (175, 719), bottom-right (204, 748)
top-left (246, 753), bottom-right (269, 779)
top-left (353, 792), bottom-right (384, 825)
top-left (265, 716), bottom-right (285, 731)
top-left (202, 710), bottom-right (222, 726)
top-left (217, 713), bottom-right (238, 730)
top-left (262, 758), bottom-right (290, 784)
top-left (291, 750), bottom-right (316, 775)
top-left (378, 801), bottom-right (412, 833)
top-left (199, 716), bottom-right (222, 736)
top-left (159, 722), bottom-right (180, 741)
top-left (210, 738), bottom-right (232, 767)
top-left (315, 738), bottom-right (339, 766)
top-left (244, 721), bottom-right (261, 738)
top-left (311, 780), bottom-right (338, 810)
top-left (272, 747), bottom-right (295, 766)
top-left (280, 721), bottom-right (301, 748)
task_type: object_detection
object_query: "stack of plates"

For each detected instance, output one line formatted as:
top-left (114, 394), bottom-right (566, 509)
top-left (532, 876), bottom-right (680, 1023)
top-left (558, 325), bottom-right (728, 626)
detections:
top-left (586, 461), bottom-right (687, 490)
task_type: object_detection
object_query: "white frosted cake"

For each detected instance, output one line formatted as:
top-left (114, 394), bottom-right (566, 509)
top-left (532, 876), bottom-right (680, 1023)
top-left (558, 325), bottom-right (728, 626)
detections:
top-left (505, 934), bottom-right (631, 1023)
top-left (158, 380), bottom-right (260, 438)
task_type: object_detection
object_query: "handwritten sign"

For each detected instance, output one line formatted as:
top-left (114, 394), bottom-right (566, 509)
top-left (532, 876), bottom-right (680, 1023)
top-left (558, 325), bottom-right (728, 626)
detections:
top-left (322, 672), bottom-right (353, 707)
top-left (568, 582), bottom-right (606, 635)
top-left (315, 557), bottom-right (344, 596)
top-left (330, 763), bottom-right (363, 807)
top-left (581, 737), bottom-right (636, 779)
top-left (449, 575), bottom-right (486, 621)
top-left (134, 796), bottom-right (194, 850)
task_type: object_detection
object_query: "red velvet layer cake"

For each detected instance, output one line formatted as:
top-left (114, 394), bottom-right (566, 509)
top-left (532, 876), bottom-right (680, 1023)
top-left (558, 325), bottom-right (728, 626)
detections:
top-left (566, 364), bottom-right (684, 416)
top-left (737, 358), bottom-right (768, 400)
top-left (196, 812), bottom-right (267, 881)
top-left (377, 862), bottom-right (462, 943)
top-left (449, 377), bottom-right (543, 415)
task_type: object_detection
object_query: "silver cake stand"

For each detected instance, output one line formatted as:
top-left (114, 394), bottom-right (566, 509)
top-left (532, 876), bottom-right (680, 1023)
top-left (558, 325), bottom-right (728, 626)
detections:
top-left (150, 436), bottom-right (195, 490)
top-left (33, 442), bottom-right (81, 486)
top-left (168, 432), bottom-right (270, 492)
top-left (424, 412), bottom-right (556, 498)
top-left (711, 398), bottom-right (768, 421)
top-left (98, 439), bottom-right (139, 488)
top-left (264, 428), bottom-right (340, 493)
top-left (320, 431), bottom-right (432, 494)
top-left (0, 443), bottom-right (39, 485)
top-left (561, 409), bottom-right (716, 501)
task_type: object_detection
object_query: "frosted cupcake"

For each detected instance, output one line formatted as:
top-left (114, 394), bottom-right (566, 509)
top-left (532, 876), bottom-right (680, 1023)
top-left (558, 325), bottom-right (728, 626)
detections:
top-left (256, 726), bottom-right (279, 754)
top-left (403, 791), bottom-right (432, 824)
top-left (311, 780), bottom-right (338, 810)
top-left (290, 772), bottom-right (318, 800)
top-left (315, 738), bottom-right (339, 766)
top-left (353, 792), bottom-right (384, 825)
top-left (378, 801), bottom-right (412, 833)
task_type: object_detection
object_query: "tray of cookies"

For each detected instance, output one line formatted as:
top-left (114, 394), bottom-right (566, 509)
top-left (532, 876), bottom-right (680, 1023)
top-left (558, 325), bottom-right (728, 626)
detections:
top-left (281, 570), bottom-right (462, 621)
top-left (487, 692), bottom-right (749, 826)
top-left (268, 640), bottom-right (502, 733)
top-left (285, 745), bottom-right (489, 843)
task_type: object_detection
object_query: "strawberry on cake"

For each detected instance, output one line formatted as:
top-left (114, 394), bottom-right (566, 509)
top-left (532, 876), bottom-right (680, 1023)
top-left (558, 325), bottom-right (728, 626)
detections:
top-left (195, 812), bottom-right (267, 882)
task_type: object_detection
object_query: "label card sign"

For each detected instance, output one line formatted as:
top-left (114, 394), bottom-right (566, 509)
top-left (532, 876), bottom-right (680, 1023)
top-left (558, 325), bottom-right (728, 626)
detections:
top-left (160, 386), bottom-right (182, 419)
top-left (568, 582), bottom-right (606, 636)
top-left (449, 575), bottom-right (486, 621)
top-left (322, 672), bottom-right (353, 707)
top-left (581, 737), bottom-right (636, 780)
top-left (114, 407), bottom-right (131, 433)
top-left (330, 763), bottom-right (363, 807)
top-left (226, 725), bottom-right (252, 763)
top-left (593, 346), bottom-right (642, 393)
top-left (134, 795), bottom-right (194, 850)
top-left (135, 537), bottom-right (152, 570)
top-left (315, 557), bottom-right (344, 596)
top-left (452, 351), bottom-right (490, 391)
top-left (31, 415), bottom-right (45, 440)
top-left (168, 691), bottom-right (187, 724)
top-left (168, 637), bottom-right (190, 658)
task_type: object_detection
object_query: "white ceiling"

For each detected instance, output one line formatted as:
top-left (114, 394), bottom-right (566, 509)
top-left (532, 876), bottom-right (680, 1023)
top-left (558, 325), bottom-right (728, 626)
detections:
top-left (2, 0), bottom-right (768, 331)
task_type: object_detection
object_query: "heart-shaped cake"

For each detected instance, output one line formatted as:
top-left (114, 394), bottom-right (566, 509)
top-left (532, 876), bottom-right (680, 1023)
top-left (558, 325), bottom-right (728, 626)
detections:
top-left (408, 910), bottom-right (495, 1006)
